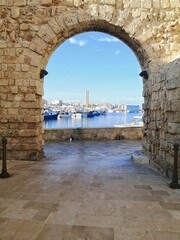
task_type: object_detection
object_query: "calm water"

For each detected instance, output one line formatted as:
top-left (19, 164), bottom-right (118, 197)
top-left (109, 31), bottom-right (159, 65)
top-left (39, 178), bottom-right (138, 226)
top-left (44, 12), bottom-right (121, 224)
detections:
top-left (43, 112), bottom-right (142, 129)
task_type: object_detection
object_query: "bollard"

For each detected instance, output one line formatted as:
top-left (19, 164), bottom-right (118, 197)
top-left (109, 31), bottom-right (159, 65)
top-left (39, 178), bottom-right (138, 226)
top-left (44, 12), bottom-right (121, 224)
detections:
top-left (169, 143), bottom-right (180, 189)
top-left (69, 134), bottom-right (73, 142)
top-left (0, 137), bottom-right (10, 178)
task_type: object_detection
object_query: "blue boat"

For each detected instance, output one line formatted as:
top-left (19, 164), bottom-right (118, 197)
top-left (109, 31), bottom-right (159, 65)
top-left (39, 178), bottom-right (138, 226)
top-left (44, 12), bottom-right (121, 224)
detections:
top-left (43, 109), bottom-right (59, 120)
top-left (93, 111), bottom-right (101, 116)
top-left (86, 111), bottom-right (95, 118)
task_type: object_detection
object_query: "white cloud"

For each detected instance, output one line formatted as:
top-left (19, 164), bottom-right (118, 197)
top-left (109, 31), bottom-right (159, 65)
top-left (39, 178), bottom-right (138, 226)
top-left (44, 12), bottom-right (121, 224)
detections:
top-left (115, 50), bottom-right (121, 55)
top-left (69, 37), bottom-right (86, 46)
top-left (69, 38), bottom-right (76, 44)
top-left (98, 37), bottom-right (119, 42)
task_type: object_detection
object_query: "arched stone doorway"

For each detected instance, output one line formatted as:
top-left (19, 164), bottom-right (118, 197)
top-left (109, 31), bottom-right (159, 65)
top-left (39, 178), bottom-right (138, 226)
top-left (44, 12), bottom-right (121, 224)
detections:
top-left (0, 2), bottom-right (179, 175)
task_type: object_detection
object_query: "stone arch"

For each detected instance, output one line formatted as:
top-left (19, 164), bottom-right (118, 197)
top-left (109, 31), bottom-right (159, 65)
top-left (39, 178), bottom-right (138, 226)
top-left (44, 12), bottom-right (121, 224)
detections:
top-left (30, 12), bottom-right (160, 72)
top-left (33, 16), bottom-right (154, 158)
top-left (0, 1), bottom-right (179, 175)
top-left (41, 20), bottom-right (150, 69)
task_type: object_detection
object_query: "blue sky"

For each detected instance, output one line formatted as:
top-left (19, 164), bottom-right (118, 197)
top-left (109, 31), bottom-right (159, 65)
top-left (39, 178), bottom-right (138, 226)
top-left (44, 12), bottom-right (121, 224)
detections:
top-left (44, 32), bottom-right (143, 105)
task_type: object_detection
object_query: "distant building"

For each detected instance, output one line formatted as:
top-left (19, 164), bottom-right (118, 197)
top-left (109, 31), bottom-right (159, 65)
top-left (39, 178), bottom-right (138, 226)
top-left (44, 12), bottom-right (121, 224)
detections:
top-left (85, 90), bottom-right (89, 106)
top-left (51, 100), bottom-right (62, 105)
top-left (125, 105), bottom-right (140, 113)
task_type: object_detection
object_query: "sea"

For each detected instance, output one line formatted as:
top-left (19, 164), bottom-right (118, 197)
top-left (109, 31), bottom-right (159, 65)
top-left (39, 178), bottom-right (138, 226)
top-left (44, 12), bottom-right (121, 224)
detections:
top-left (43, 112), bottom-right (143, 129)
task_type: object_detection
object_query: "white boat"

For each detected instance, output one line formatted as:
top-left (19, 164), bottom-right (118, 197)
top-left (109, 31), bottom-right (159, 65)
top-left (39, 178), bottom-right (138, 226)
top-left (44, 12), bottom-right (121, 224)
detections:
top-left (108, 109), bottom-right (114, 113)
top-left (58, 112), bottom-right (72, 119)
top-left (114, 115), bottom-right (143, 127)
top-left (131, 116), bottom-right (143, 126)
top-left (71, 112), bottom-right (83, 118)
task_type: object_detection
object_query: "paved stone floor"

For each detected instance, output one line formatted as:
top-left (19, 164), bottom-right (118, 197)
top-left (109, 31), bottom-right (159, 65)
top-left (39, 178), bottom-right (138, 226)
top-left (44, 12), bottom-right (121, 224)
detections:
top-left (0, 140), bottom-right (180, 240)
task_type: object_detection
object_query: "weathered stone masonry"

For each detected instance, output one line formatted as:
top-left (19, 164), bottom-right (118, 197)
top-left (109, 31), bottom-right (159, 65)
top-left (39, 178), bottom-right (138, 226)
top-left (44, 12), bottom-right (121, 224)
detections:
top-left (0, 1), bottom-right (179, 175)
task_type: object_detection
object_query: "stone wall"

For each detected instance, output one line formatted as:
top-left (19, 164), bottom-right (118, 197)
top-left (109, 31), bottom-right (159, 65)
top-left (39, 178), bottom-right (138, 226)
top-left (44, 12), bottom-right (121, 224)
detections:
top-left (0, 0), bottom-right (179, 176)
top-left (44, 127), bottom-right (143, 141)
top-left (142, 58), bottom-right (180, 175)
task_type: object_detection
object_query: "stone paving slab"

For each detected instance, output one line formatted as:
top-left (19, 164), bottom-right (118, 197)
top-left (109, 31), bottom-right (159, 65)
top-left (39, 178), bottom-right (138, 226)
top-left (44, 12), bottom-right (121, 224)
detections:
top-left (0, 140), bottom-right (180, 240)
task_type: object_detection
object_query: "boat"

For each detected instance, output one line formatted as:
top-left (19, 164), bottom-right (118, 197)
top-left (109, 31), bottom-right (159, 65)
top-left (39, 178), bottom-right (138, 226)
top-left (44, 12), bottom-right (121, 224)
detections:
top-left (92, 111), bottom-right (101, 116)
top-left (71, 112), bottom-right (83, 118)
top-left (131, 116), bottom-right (143, 126)
top-left (108, 109), bottom-right (114, 113)
top-left (58, 112), bottom-right (72, 119)
top-left (86, 111), bottom-right (95, 118)
top-left (43, 109), bottom-right (59, 120)
top-left (114, 115), bottom-right (143, 127)
top-left (100, 111), bottom-right (106, 115)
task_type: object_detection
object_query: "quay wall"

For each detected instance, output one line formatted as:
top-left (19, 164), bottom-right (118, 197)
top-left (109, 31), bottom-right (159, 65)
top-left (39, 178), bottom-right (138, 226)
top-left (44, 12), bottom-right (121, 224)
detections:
top-left (44, 127), bottom-right (143, 141)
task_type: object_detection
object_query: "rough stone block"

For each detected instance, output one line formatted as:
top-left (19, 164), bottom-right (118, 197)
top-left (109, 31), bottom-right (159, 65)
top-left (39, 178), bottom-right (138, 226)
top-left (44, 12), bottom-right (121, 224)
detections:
top-left (168, 122), bottom-right (180, 134)
top-left (87, 4), bottom-right (99, 18)
top-left (161, 0), bottom-right (170, 8)
top-left (166, 78), bottom-right (180, 89)
top-left (170, 0), bottom-right (180, 7)
top-left (25, 94), bottom-right (36, 101)
top-left (152, 83), bottom-right (161, 92)
top-left (10, 86), bottom-right (18, 94)
top-left (42, 24), bottom-right (56, 39)
top-left (0, 0), bottom-right (6, 5)
top-left (168, 112), bottom-right (180, 123)
top-left (24, 116), bottom-right (39, 122)
top-left (31, 36), bottom-right (47, 50)
top-left (11, 8), bottom-right (20, 19)
top-left (99, 5), bottom-right (114, 21)
top-left (153, 0), bottom-right (160, 8)
top-left (27, 0), bottom-right (40, 5)
top-left (8, 108), bottom-right (19, 115)
top-left (167, 88), bottom-right (180, 100)
top-left (141, 0), bottom-right (151, 8)
top-left (74, 0), bottom-right (83, 6)
top-left (62, 0), bottom-right (73, 6)
top-left (21, 64), bottom-right (30, 72)
top-left (19, 129), bottom-right (39, 137)
top-left (4, 56), bottom-right (17, 64)
top-left (14, 94), bottom-right (23, 101)
top-left (101, 0), bottom-right (116, 5)
top-left (14, 0), bottom-right (26, 6)
top-left (123, 0), bottom-right (130, 8)
top-left (40, 0), bottom-right (52, 6)
top-left (20, 23), bottom-right (29, 31)
top-left (48, 18), bottom-right (61, 34)
top-left (130, 0), bottom-right (141, 8)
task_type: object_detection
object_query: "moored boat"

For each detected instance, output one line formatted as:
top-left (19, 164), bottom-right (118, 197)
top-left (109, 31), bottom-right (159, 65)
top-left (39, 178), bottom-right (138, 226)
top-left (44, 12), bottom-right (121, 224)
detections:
top-left (131, 115), bottom-right (143, 126)
top-left (86, 111), bottom-right (94, 118)
top-left (58, 112), bottom-right (72, 119)
top-left (43, 109), bottom-right (59, 120)
top-left (71, 112), bottom-right (83, 118)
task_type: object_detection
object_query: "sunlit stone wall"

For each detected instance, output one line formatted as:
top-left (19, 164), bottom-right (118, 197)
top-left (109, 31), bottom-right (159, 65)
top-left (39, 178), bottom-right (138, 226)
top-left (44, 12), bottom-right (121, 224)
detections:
top-left (0, 0), bottom-right (179, 175)
top-left (142, 59), bottom-right (180, 175)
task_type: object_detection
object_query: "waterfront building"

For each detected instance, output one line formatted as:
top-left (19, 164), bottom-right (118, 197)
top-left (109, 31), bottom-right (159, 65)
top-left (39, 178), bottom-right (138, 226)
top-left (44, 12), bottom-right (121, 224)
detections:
top-left (125, 105), bottom-right (140, 113)
top-left (51, 100), bottom-right (62, 105)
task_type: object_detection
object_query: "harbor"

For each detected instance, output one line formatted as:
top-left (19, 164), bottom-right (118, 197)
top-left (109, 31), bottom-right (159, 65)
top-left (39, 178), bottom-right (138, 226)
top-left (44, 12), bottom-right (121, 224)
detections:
top-left (43, 112), bottom-right (143, 129)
